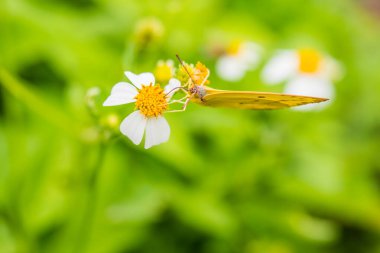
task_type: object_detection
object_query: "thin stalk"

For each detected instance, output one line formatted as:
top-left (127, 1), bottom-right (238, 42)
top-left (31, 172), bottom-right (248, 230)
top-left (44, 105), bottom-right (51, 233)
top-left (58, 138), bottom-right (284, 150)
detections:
top-left (75, 142), bottom-right (106, 253)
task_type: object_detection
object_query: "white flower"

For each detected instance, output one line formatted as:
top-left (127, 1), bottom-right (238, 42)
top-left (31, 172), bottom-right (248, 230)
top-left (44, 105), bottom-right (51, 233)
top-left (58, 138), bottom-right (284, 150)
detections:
top-left (284, 75), bottom-right (335, 111)
top-left (216, 41), bottom-right (263, 82)
top-left (261, 49), bottom-right (343, 110)
top-left (103, 71), bottom-right (181, 149)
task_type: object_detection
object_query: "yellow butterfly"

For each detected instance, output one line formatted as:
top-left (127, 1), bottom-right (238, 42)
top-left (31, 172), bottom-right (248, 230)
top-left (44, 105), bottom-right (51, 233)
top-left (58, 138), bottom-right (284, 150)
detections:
top-left (169, 55), bottom-right (328, 112)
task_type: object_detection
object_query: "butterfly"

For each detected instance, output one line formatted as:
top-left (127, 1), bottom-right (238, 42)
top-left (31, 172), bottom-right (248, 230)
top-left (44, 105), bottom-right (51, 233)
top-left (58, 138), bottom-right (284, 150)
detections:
top-left (168, 55), bottom-right (328, 112)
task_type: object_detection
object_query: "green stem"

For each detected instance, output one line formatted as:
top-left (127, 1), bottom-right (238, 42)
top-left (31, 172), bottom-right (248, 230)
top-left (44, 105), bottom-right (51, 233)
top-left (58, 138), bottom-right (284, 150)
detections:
top-left (75, 142), bottom-right (106, 253)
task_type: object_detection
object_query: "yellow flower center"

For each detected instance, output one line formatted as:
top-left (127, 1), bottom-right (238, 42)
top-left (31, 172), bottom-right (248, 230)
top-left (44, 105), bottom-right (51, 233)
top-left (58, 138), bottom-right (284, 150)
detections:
top-left (226, 40), bottom-right (242, 55)
top-left (298, 49), bottom-right (322, 74)
top-left (154, 62), bottom-right (174, 84)
top-left (135, 84), bottom-right (167, 117)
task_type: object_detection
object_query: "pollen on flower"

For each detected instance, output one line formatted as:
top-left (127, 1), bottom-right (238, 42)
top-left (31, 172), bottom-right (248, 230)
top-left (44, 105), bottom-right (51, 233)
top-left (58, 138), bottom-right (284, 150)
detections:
top-left (298, 49), bottom-right (322, 73)
top-left (135, 84), bottom-right (167, 117)
top-left (192, 62), bottom-right (210, 85)
top-left (177, 61), bottom-right (210, 86)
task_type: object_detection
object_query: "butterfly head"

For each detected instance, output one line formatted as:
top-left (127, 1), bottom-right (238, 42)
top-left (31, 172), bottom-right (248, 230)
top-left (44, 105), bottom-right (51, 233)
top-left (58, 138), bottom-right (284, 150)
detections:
top-left (188, 85), bottom-right (207, 101)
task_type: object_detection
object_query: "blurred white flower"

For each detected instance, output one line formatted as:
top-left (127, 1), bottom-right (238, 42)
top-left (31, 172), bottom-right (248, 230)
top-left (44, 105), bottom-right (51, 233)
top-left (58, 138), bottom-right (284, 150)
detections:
top-left (216, 41), bottom-right (263, 82)
top-left (261, 49), bottom-right (343, 110)
top-left (103, 71), bottom-right (181, 149)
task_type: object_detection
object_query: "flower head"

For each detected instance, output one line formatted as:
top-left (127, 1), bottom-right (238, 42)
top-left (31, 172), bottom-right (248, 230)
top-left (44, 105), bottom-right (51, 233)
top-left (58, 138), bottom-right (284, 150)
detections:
top-left (134, 17), bottom-right (164, 46)
top-left (261, 48), bottom-right (343, 111)
top-left (216, 41), bottom-right (263, 82)
top-left (135, 84), bottom-right (167, 117)
top-left (261, 48), bottom-right (342, 84)
top-left (177, 61), bottom-right (210, 86)
top-left (103, 71), bottom-right (181, 148)
top-left (154, 60), bottom-right (175, 84)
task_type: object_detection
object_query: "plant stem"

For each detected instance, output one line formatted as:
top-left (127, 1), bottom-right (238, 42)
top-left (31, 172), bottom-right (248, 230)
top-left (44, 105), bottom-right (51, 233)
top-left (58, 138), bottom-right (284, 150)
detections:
top-left (75, 142), bottom-right (106, 253)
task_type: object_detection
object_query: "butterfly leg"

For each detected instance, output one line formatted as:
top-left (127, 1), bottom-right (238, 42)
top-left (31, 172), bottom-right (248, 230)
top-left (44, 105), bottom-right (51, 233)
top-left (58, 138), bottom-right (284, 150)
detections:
top-left (165, 86), bottom-right (188, 98)
top-left (167, 95), bottom-right (188, 105)
top-left (166, 95), bottom-right (193, 113)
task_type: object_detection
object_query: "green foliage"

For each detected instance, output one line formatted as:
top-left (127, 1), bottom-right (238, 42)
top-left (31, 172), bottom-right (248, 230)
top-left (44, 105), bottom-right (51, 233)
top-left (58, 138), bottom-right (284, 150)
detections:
top-left (1, 0), bottom-right (380, 252)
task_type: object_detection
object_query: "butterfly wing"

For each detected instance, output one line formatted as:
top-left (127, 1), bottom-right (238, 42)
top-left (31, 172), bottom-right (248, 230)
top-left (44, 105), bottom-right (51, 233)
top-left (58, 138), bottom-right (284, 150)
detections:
top-left (191, 87), bottom-right (328, 110)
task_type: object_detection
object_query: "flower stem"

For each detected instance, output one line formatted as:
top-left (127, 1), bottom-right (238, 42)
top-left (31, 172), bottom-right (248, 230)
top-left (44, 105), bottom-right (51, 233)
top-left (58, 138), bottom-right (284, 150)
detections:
top-left (75, 142), bottom-right (106, 253)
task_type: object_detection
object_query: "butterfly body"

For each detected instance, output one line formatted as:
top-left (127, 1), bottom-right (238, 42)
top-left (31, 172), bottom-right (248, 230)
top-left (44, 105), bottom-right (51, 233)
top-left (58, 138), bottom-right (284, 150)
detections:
top-left (189, 85), bottom-right (207, 102)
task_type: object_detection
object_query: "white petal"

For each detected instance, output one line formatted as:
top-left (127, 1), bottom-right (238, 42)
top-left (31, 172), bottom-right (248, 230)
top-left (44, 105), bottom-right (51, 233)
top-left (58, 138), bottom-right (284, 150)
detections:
top-left (216, 56), bottom-right (247, 82)
top-left (124, 71), bottom-right (155, 89)
top-left (261, 50), bottom-right (298, 85)
top-left (164, 78), bottom-right (181, 100)
top-left (103, 82), bottom-right (137, 106)
top-left (120, 111), bottom-right (147, 145)
top-left (144, 116), bottom-right (170, 149)
top-left (284, 75), bottom-right (334, 111)
top-left (238, 42), bottom-right (263, 68)
top-left (320, 57), bottom-right (344, 81)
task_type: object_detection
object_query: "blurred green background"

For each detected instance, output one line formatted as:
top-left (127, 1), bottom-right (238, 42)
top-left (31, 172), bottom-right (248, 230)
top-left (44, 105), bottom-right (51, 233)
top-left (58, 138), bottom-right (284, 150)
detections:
top-left (1, 0), bottom-right (380, 252)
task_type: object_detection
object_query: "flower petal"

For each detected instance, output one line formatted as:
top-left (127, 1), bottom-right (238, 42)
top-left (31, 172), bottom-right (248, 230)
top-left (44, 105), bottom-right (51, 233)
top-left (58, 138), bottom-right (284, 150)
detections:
top-left (216, 55), bottom-right (247, 82)
top-left (103, 82), bottom-right (138, 106)
top-left (261, 50), bottom-right (298, 85)
top-left (120, 111), bottom-right (147, 145)
top-left (124, 71), bottom-right (155, 89)
top-left (320, 57), bottom-right (344, 81)
top-left (238, 42), bottom-right (263, 68)
top-left (284, 75), bottom-right (334, 111)
top-left (164, 78), bottom-right (181, 100)
top-left (144, 116), bottom-right (170, 149)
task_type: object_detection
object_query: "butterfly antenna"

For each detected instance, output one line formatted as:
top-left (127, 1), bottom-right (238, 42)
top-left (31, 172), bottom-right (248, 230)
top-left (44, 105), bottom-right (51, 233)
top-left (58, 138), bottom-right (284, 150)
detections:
top-left (176, 54), bottom-right (196, 85)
